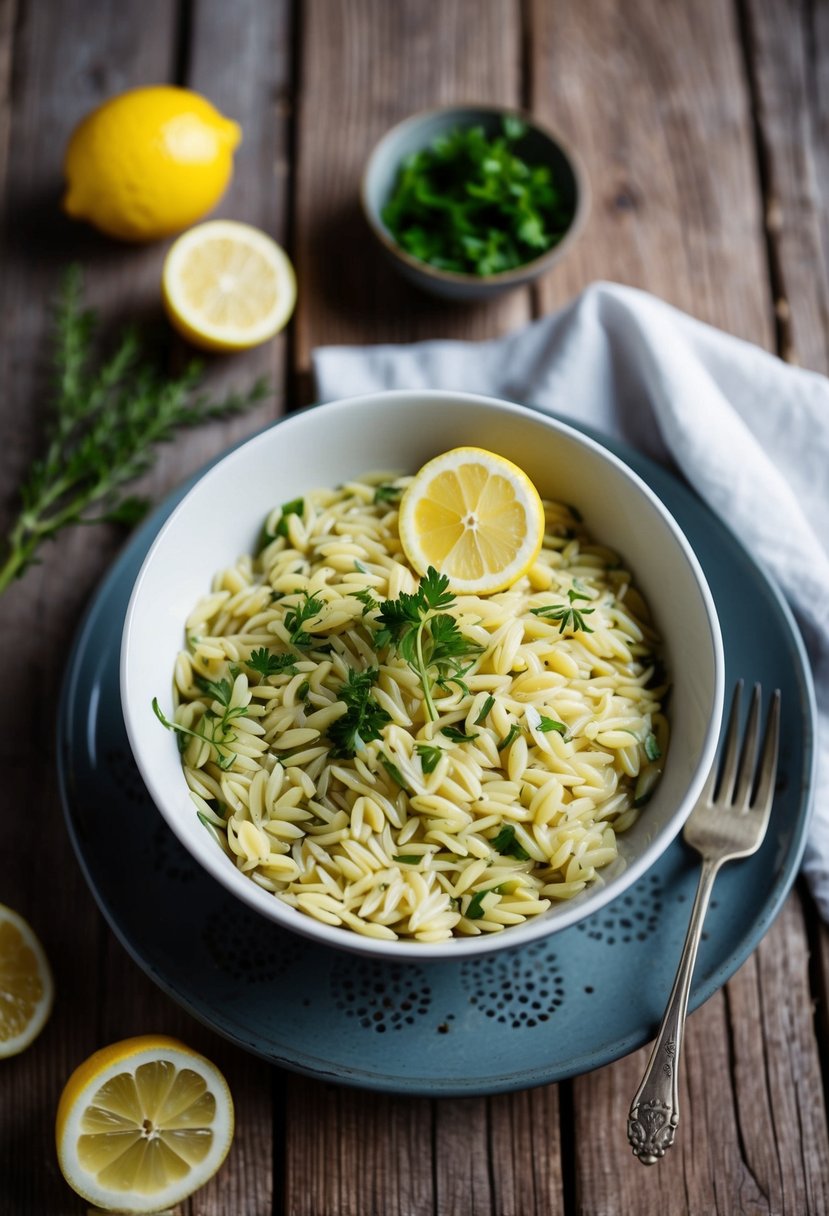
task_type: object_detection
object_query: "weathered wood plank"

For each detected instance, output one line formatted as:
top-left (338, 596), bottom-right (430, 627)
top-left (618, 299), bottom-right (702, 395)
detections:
top-left (0, 5), bottom-right (178, 1213)
top-left (529, 0), bottom-right (775, 348)
top-left (284, 1076), bottom-right (434, 1216)
top-left (291, 0), bottom-right (531, 403)
top-left (740, 0), bottom-right (829, 372)
top-left (488, 1086), bottom-right (564, 1216)
top-left (528, 1), bottom-right (827, 1212)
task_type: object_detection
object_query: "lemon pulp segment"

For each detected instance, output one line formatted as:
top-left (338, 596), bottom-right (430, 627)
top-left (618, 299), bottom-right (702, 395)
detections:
top-left (163, 220), bottom-right (296, 351)
top-left (399, 447), bottom-right (545, 594)
top-left (56, 1036), bottom-right (234, 1213)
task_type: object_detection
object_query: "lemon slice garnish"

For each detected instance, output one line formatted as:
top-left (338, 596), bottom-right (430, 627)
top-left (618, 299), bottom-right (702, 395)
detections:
top-left (56, 1035), bottom-right (234, 1214)
top-left (0, 903), bottom-right (53, 1058)
top-left (162, 219), bottom-right (296, 351)
top-left (399, 447), bottom-right (545, 594)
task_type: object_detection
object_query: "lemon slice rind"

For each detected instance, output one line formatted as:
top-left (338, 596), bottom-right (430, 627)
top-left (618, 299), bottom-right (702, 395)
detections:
top-left (399, 446), bottom-right (546, 595)
top-left (56, 1035), bottom-right (234, 1214)
top-left (0, 902), bottom-right (54, 1058)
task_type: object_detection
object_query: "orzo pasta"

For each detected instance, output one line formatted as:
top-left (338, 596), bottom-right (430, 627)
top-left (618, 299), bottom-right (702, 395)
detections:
top-left (156, 471), bottom-right (669, 942)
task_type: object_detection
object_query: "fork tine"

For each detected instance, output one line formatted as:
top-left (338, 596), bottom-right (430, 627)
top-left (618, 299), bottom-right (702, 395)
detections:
top-left (711, 679), bottom-right (743, 804)
top-left (750, 689), bottom-right (781, 822)
top-left (732, 684), bottom-right (762, 808)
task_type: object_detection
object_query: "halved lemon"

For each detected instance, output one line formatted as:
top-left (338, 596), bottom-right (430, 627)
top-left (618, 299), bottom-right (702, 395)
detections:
top-left (0, 902), bottom-right (53, 1058)
top-left (399, 447), bottom-right (545, 594)
top-left (56, 1035), bottom-right (234, 1214)
top-left (162, 219), bottom-right (296, 351)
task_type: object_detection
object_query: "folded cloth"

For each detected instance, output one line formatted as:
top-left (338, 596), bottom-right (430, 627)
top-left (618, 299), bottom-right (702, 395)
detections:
top-left (313, 282), bottom-right (829, 918)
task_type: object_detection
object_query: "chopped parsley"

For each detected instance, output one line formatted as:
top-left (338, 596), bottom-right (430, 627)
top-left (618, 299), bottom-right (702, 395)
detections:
top-left (441, 725), bottom-right (479, 744)
top-left (415, 742), bottom-right (443, 774)
top-left (474, 694), bottom-right (496, 725)
top-left (326, 667), bottom-right (391, 758)
top-left (491, 824), bottom-right (530, 861)
top-left (644, 732), bottom-right (662, 762)
top-left (531, 586), bottom-right (595, 634)
top-left (496, 723), bottom-right (523, 751)
top-left (246, 647), bottom-right (298, 678)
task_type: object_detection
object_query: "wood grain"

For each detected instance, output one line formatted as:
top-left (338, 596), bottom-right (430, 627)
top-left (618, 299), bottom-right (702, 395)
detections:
top-left (291, 0), bottom-right (531, 403)
top-left (528, 0), bottom-right (775, 348)
top-left (740, 0), bottom-right (829, 372)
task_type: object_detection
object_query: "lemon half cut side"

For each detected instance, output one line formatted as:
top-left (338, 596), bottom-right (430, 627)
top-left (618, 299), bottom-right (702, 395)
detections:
top-left (56, 1035), bottom-right (234, 1214)
top-left (399, 446), bottom-right (546, 594)
top-left (0, 902), bottom-right (54, 1058)
top-left (163, 219), bottom-right (297, 352)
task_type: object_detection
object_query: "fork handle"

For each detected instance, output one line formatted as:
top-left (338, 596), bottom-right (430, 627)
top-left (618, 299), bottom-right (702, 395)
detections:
top-left (627, 856), bottom-right (721, 1164)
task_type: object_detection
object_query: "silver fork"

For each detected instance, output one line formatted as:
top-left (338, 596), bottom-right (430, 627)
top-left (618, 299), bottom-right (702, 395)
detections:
top-left (627, 680), bottom-right (781, 1165)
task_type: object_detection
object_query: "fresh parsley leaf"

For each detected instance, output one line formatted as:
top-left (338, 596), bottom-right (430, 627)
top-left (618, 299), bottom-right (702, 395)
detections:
top-left (351, 587), bottom-right (377, 616)
top-left (497, 723), bottom-right (523, 750)
top-left (465, 888), bottom-right (495, 920)
top-left (247, 647), bottom-right (298, 678)
top-left (491, 824), bottom-right (530, 861)
top-left (474, 694), bottom-right (496, 725)
top-left (375, 567), bottom-right (482, 720)
top-left (327, 667), bottom-right (391, 758)
top-left (393, 854), bottom-right (421, 865)
top-left (644, 733), bottom-right (662, 762)
top-left (379, 753), bottom-right (409, 789)
top-left (415, 742), bottom-right (443, 773)
top-left (297, 680), bottom-right (310, 701)
top-left (195, 675), bottom-right (233, 706)
top-left (537, 715), bottom-right (568, 736)
top-left (441, 725), bottom-right (479, 744)
top-left (373, 484), bottom-right (402, 504)
top-left (284, 591), bottom-right (326, 647)
top-left (152, 696), bottom-right (244, 771)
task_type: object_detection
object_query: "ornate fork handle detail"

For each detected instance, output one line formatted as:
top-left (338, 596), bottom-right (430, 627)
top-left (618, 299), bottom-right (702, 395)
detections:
top-left (627, 856), bottom-right (720, 1164)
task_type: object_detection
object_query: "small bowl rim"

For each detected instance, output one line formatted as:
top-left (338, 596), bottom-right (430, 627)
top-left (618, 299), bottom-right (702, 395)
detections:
top-left (121, 389), bottom-right (725, 962)
top-left (360, 102), bottom-right (590, 287)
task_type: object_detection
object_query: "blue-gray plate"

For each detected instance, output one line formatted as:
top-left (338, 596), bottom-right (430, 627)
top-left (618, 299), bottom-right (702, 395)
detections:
top-left (57, 427), bottom-right (816, 1096)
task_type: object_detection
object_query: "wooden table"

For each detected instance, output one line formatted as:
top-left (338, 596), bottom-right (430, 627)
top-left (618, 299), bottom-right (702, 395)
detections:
top-left (2, 1), bottom-right (829, 1212)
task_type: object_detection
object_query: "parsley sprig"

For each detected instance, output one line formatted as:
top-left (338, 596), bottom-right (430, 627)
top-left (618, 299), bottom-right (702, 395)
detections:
top-left (284, 592), bottom-right (326, 647)
top-left (381, 118), bottom-right (573, 276)
top-left (531, 585), bottom-right (595, 634)
top-left (0, 267), bottom-right (268, 596)
top-left (246, 647), bottom-right (298, 678)
top-left (327, 667), bottom-right (391, 758)
top-left (375, 567), bottom-right (483, 721)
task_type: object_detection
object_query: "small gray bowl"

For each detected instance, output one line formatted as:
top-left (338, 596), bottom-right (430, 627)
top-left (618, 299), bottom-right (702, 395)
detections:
top-left (361, 104), bottom-right (588, 301)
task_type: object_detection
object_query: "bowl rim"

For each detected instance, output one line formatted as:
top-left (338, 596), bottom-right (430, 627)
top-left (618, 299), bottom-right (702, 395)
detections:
top-left (120, 389), bottom-right (725, 960)
top-left (360, 102), bottom-right (590, 286)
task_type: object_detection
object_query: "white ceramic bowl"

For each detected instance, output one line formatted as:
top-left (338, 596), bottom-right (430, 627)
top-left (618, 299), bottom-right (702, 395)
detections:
top-left (121, 390), bottom-right (724, 959)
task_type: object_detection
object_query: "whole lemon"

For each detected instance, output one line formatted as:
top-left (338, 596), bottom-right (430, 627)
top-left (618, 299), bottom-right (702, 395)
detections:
top-left (63, 85), bottom-right (241, 242)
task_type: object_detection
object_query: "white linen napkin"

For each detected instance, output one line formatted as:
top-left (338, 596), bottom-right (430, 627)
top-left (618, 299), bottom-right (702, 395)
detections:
top-left (313, 282), bottom-right (829, 918)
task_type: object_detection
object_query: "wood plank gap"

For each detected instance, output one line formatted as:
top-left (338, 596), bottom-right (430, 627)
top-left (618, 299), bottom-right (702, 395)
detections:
top-left (558, 1078), bottom-right (577, 1215)
top-left (172, 0), bottom-right (194, 85)
top-left (802, 880), bottom-right (829, 1136)
top-left (722, 975), bottom-right (771, 1203)
top-left (733, 0), bottom-right (794, 359)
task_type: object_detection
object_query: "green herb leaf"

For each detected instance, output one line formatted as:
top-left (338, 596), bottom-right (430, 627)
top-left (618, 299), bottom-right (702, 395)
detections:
top-left (379, 753), bottom-right (409, 789)
top-left (465, 888), bottom-right (495, 920)
top-left (284, 591), bottom-right (326, 647)
top-left (327, 667), bottom-right (391, 758)
top-left (491, 824), bottom-right (530, 860)
top-left (530, 590), bottom-right (595, 634)
top-left (474, 694), bottom-right (496, 725)
top-left (195, 675), bottom-right (233, 706)
top-left (275, 497), bottom-right (304, 538)
top-left (393, 854), bottom-right (421, 865)
top-left (441, 725), bottom-right (479, 744)
top-left (644, 733), bottom-right (662, 761)
top-left (537, 715), bottom-right (568, 736)
top-left (415, 742), bottom-right (443, 773)
top-left (247, 647), bottom-right (298, 677)
top-left (373, 484), bottom-right (402, 504)
top-left (497, 723), bottom-right (523, 751)
top-left (0, 267), bottom-right (269, 597)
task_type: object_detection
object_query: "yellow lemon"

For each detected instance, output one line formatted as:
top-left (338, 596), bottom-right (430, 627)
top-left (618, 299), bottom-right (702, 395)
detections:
top-left (63, 86), bottom-right (241, 242)
top-left (162, 219), bottom-right (296, 351)
top-left (0, 903), bottom-right (53, 1057)
top-left (56, 1034), bottom-right (234, 1214)
top-left (399, 447), bottom-right (545, 594)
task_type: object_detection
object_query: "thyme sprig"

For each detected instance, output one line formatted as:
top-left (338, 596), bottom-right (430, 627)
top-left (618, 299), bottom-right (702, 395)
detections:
top-left (0, 267), bottom-right (269, 595)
